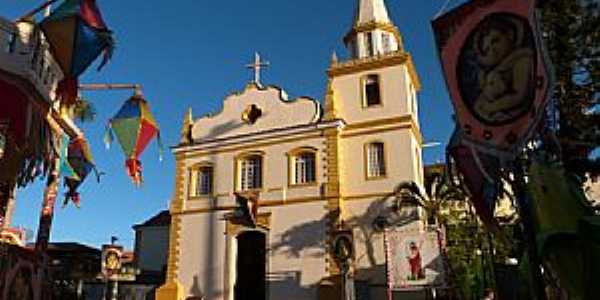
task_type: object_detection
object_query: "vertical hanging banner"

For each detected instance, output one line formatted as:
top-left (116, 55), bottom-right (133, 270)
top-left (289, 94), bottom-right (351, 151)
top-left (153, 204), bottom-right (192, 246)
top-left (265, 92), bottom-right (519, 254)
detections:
top-left (432, 0), bottom-right (552, 157)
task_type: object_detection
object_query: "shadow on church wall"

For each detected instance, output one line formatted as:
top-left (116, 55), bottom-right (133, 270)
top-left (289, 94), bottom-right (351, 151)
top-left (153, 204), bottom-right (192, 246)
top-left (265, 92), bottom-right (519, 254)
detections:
top-left (188, 275), bottom-right (204, 299)
top-left (203, 120), bottom-right (245, 140)
top-left (270, 214), bottom-right (328, 258)
top-left (268, 270), bottom-right (317, 300)
top-left (270, 190), bottom-right (420, 277)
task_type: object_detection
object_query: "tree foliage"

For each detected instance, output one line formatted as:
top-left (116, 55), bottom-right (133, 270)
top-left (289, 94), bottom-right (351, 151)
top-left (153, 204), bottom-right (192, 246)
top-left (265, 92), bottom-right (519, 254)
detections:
top-left (71, 98), bottom-right (97, 123)
top-left (540, 0), bottom-right (600, 178)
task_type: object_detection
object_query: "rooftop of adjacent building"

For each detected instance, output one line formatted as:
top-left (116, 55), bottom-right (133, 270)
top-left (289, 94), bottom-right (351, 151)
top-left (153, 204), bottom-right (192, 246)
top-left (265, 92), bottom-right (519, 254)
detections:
top-left (133, 209), bottom-right (171, 229)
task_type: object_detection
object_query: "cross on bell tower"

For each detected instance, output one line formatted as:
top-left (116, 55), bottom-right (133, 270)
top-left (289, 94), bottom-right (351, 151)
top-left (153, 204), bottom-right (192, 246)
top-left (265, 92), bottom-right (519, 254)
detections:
top-left (246, 52), bottom-right (270, 85)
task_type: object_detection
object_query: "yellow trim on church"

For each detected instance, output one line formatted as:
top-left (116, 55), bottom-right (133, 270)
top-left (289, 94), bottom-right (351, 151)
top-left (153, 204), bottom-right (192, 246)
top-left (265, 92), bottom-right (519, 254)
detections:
top-left (156, 158), bottom-right (186, 300)
top-left (226, 212), bottom-right (272, 235)
top-left (324, 79), bottom-right (338, 121)
top-left (328, 51), bottom-right (422, 91)
top-left (344, 21), bottom-right (404, 51)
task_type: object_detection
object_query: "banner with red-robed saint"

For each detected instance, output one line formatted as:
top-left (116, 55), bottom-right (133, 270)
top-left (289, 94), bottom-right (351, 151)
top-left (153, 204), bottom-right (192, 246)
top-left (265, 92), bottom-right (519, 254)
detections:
top-left (432, 0), bottom-right (552, 157)
top-left (386, 227), bottom-right (447, 289)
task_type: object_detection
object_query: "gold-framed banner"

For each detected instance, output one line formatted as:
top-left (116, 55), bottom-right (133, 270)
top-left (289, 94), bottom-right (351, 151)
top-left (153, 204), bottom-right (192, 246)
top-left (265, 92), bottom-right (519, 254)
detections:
top-left (386, 227), bottom-right (447, 289)
top-left (101, 244), bottom-right (123, 279)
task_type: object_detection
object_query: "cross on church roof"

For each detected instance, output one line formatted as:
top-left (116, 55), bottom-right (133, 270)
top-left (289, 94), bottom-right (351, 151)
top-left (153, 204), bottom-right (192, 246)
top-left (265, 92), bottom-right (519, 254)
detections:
top-left (246, 52), bottom-right (269, 85)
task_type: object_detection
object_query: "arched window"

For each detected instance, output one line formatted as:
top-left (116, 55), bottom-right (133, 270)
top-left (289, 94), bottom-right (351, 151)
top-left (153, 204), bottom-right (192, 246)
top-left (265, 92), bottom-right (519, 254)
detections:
top-left (364, 74), bottom-right (381, 107)
top-left (366, 142), bottom-right (386, 178)
top-left (289, 149), bottom-right (317, 186)
top-left (237, 154), bottom-right (263, 191)
top-left (190, 163), bottom-right (214, 197)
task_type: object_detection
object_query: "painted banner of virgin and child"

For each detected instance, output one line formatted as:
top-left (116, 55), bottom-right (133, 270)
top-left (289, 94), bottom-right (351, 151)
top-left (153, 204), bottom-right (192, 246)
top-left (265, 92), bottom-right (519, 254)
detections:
top-left (432, 0), bottom-right (552, 156)
top-left (387, 228), bottom-right (447, 289)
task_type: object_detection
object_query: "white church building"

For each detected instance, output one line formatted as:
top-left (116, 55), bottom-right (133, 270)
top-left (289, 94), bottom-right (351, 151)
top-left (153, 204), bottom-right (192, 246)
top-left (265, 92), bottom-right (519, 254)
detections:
top-left (156, 1), bottom-right (430, 299)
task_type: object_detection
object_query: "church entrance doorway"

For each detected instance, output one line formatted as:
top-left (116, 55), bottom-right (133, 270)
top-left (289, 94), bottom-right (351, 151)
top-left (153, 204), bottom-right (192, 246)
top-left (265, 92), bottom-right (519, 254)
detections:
top-left (234, 230), bottom-right (266, 300)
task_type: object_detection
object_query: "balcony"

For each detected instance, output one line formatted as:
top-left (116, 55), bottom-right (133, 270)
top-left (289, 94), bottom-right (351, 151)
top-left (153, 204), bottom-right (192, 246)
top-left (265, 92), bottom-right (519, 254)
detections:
top-left (0, 16), bottom-right (63, 105)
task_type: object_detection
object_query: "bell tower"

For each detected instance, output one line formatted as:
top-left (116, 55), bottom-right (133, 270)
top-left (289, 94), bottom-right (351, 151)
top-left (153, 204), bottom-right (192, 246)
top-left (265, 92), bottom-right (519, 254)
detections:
top-left (325, 0), bottom-right (425, 209)
top-left (343, 0), bottom-right (403, 58)
top-left (327, 0), bottom-right (421, 126)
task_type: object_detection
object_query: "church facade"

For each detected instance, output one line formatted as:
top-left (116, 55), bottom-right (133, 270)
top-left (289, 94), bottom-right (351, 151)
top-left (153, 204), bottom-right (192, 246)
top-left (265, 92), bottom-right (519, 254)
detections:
top-left (156, 1), bottom-right (426, 299)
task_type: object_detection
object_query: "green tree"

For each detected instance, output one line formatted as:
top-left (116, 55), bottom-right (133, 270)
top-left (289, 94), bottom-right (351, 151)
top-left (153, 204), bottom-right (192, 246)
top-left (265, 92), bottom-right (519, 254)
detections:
top-left (394, 167), bottom-right (523, 299)
top-left (540, 0), bottom-right (600, 178)
top-left (70, 97), bottom-right (97, 123)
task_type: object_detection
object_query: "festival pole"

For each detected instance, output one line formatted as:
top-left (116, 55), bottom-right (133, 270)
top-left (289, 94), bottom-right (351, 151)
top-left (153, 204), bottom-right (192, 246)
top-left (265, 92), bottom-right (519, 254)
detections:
top-left (512, 162), bottom-right (547, 300)
top-left (0, 181), bottom-right (15, 229)
top-left (35, 156), bottom-right (61, 254)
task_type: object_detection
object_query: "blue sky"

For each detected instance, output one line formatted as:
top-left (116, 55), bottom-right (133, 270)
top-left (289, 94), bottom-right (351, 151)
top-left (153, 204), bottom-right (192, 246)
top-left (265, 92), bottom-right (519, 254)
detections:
top-left (4, 0), bottom-right (463, 249)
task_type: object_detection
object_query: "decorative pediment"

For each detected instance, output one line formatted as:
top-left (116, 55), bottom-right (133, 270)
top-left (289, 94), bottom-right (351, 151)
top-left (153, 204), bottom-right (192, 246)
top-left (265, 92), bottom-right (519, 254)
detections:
top-left (190, 83), bottom-right (321, 142)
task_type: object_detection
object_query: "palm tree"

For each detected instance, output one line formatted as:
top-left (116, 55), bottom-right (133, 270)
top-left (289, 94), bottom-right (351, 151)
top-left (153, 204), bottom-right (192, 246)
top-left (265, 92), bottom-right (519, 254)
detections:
top-left (392, 171), bottom-right (468, 226)
top-left (71, 97), bottom-right (97, 123)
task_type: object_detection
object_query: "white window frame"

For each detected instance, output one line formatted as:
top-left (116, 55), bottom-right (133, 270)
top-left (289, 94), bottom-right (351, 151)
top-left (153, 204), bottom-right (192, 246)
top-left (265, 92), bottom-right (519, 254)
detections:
top-left (292, 152), bottom-right (316, 186)
top-left (366, 142), bottom-right (386, 179)
top-left (196, 166), bottom-right (213, 196)
top-left (189, 163), bottom-right (214, 198)
top-left (238, 155), bottom-right (262, 191)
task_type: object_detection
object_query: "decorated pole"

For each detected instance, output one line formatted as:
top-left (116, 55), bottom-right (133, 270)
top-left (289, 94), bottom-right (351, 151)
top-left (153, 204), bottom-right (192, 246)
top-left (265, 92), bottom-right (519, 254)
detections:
top-left (0, 181), bottom-right (15, 229)
top-left (34, 156), bottom-right (61, 254)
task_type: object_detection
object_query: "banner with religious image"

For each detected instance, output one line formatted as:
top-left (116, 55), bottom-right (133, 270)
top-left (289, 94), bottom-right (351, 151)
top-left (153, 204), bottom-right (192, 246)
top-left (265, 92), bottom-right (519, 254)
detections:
top-left (102, 244), bottom-right (123, 279)
top-left (386, 228), bottom-right (446, 289)
top-left (432, 0), bottom-right (552, 156)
